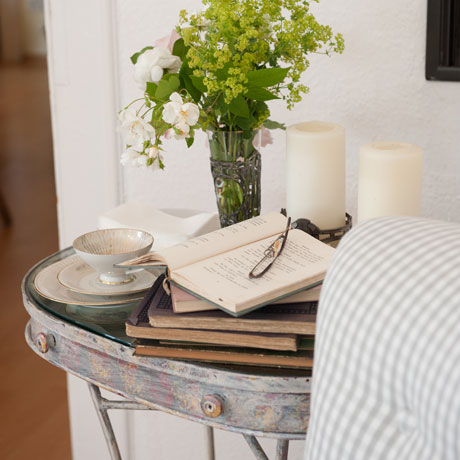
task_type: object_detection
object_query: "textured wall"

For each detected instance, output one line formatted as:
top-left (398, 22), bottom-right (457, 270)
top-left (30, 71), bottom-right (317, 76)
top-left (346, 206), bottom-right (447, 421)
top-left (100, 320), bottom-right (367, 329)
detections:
top-left (104, 2), bottom-right (460, 458)
top-left (116, 0), bottom-right (460, 223)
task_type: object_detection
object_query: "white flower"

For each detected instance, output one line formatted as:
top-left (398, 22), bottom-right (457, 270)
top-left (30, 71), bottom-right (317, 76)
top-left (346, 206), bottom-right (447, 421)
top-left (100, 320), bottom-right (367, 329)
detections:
top-left (146, 146), bottom-right (164, 170)
top-left (121, 146), bottom-right (163, 170)
top-left (118, 107), bottom-right (137, 125)
top-left (181, 102), bottom-right (200, 126)
top-left (120, 148), bottom-right (142, 167)
top-left (136, 154), bottom-right (148, 167)
top-left (147, 145), bottom-right (159, 158)
top-left (164, 128), bottom-right (175, 140)
top-left (118, 108), bottom-right (155, 148)
top-left (134, 47), bottom-right (181, 88)
top-left (164, 122), bottom-right (190, 140)
top-left (174, 121), bottom-right (190, 139)
top-left (162, 92), bottom-right (200, 126)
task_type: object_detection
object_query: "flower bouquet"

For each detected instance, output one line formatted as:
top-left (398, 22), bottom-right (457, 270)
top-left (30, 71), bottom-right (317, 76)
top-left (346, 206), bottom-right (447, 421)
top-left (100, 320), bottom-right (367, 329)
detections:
top-left (118, 0), bottom-right (344, 226)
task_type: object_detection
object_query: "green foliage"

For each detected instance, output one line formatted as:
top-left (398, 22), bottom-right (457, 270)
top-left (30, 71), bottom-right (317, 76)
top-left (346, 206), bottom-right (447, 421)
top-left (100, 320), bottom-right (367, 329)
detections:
top-left (228, 95), bottom-right (250, 118)
top-left (155, 75), bottom-right (180, 100)
top-left (172, 38), bottom-right (187, 60)
top-left (245, 87), bottom-right (279, 102)
top-left (146, 82), bottom-right (158, 99)
top-left (189, 75), bottom-right (207, 93)
top-left (263, 119), bottom-right (287, 130)
top-left (180, 0), bottom-right (344, 119)
top-left (246, 68), bottom-right (290, 88)
top-left (124, 0), bottom-right (344, 167)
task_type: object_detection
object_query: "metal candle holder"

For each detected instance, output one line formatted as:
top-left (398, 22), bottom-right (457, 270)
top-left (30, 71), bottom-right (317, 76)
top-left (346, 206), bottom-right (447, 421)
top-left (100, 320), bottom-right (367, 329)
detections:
top-left (281, 210), bottom-right (352, 245)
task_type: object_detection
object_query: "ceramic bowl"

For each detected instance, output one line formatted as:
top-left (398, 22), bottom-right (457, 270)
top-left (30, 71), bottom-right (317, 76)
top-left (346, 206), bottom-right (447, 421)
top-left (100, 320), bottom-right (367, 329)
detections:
top-left (73, 228), bottom-right (153, 284)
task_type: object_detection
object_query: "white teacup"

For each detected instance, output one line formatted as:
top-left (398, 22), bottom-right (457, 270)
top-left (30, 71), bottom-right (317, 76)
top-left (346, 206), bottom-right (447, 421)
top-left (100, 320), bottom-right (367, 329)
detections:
top-left (73, 228), bottom-right (153, 285)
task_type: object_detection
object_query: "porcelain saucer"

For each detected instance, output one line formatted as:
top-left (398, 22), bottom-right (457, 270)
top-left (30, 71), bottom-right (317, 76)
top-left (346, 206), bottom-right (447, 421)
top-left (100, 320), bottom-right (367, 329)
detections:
top-left (57, 256), bottom-right (155, 296)
top-left (34, 257), bottom-right (146, 306)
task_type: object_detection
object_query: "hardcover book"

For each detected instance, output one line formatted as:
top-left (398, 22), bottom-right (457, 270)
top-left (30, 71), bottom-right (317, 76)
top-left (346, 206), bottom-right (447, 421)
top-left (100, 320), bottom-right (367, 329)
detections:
top-left (126, 277), bottom-right (302, 351)
top-left (133, 339), bottom-right (314, 369)
top-left (149, 278), bottom-right (318, 335)
top-left (120, 212), bottom-right (334, 316)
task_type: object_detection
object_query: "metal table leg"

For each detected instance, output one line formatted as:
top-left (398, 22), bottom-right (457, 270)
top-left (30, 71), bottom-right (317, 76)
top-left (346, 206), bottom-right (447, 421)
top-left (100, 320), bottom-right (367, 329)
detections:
top-left (206, 425), bottom-right (216, 460)
top-left (89, 382), bottom-right (290, 460)
top-left (275, 439), bottom-right (289, 460)
top-left (88, 383), bottom-right (123, 460)
top-left (88, 382), bottom-right (216, 460)
top-left (243, 434), bottom-right (291, 460)
top-left (243, 434), bottom-right (269, 460)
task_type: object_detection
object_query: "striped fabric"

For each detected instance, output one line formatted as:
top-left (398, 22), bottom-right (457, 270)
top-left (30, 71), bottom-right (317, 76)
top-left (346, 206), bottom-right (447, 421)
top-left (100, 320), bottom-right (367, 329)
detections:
top-left (304, 217), bottom-right (460, 460)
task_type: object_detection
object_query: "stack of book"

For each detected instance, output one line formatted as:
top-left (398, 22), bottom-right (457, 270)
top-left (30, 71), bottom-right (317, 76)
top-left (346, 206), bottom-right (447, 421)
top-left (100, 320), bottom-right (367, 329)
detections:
top-left (123, 212), bottom-right (335, 369)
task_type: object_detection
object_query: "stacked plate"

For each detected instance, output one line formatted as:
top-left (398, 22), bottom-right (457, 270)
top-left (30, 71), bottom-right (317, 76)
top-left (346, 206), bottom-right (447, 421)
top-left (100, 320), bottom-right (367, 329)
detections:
top-left (34, 255), bottom-right (156, 307)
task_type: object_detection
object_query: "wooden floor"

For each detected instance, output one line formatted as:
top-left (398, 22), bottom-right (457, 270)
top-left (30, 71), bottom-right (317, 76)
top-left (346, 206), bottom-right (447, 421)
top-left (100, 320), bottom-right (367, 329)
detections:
top-left (0, 58), bottom-right (72, 459)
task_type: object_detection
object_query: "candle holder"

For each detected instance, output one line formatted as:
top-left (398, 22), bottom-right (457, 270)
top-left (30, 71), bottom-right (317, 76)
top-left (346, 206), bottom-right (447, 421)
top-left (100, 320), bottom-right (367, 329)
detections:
top-left (281, 210), bottom-right (352, 246)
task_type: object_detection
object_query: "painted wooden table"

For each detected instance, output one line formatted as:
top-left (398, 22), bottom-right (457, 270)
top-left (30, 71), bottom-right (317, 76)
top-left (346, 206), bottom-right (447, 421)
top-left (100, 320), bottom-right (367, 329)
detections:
top-left (22, 249), bottom-right (311, 460)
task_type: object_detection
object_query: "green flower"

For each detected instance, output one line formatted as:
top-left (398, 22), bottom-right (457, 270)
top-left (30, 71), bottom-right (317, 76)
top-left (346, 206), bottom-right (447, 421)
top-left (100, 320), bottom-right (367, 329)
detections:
top-left (179, 0), bottom-right (344, 127)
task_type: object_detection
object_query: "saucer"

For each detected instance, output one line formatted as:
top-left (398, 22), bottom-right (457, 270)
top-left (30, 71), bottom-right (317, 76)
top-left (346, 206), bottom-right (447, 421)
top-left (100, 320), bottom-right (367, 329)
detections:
top-left (34, 257), bottom-right (146, 306)
top-left (57, 256), bottom-right (156, 296)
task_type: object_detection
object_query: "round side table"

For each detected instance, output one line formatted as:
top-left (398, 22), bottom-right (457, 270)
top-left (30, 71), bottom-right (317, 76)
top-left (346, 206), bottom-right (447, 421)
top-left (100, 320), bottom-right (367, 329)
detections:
top-left (23, 249), bottom-right (311, 460)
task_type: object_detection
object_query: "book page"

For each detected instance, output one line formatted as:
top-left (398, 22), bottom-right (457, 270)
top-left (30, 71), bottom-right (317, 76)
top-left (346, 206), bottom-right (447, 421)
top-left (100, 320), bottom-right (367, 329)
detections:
top-left (172, 229), bottom-right (335, 314)
top-left (124, 212), bottom-right (287, 271)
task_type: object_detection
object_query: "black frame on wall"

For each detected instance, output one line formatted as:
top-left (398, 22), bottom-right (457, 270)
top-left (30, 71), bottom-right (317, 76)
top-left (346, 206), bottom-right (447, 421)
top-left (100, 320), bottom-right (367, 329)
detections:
top-left (426, 0), bottom-right (460, 81)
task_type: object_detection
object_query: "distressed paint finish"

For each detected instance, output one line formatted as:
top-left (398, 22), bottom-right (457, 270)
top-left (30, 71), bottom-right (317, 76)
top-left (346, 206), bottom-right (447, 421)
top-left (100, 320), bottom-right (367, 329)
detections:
top-left (23, 258), bottom-right (311, 440)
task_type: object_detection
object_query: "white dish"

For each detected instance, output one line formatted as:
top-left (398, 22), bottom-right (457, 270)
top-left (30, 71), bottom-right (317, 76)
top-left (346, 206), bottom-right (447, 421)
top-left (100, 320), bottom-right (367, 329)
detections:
top-left (73, 228), bottom-right (153, 284)
top-left (58, 256), bottom-right (155, 296)
top-left (34, 257), bottom-right (147, 306)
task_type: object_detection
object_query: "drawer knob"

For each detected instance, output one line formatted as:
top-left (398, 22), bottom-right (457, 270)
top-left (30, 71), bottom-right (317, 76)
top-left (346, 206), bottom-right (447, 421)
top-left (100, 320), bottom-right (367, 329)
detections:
top-left (201, 394), bottom-right (224, 418)
top-left (37, 332), bottom-right (55, 354)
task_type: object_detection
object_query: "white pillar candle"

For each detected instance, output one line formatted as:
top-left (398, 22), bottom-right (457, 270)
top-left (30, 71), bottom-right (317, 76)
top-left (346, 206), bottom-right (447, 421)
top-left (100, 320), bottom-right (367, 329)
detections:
top-left (358, 142), bottom-right (423, 223)
top-left (286, 121), bottom-right (346, 229)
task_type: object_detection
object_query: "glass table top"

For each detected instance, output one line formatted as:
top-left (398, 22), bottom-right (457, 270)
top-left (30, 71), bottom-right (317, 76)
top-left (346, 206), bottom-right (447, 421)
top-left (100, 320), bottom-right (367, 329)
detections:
top-left (25, 248), bottom-right (312, 377)
top-left (25, 247), bottom-right (140, 347)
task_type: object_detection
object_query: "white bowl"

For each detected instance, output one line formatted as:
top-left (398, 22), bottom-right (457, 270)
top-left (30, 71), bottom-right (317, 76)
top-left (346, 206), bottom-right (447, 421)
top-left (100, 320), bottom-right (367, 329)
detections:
top-left (73, 228), bottom-right (153, 284)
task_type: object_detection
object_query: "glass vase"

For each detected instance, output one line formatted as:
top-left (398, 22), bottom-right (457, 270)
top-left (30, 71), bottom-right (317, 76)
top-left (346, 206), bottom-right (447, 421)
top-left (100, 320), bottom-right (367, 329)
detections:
top-left (207, 130), bottom-right (261, 227)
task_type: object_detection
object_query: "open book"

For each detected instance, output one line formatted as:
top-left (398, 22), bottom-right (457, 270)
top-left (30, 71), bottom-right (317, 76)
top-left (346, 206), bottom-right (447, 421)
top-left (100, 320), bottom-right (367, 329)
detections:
top-left (121, 212), bottom-right (335, 316)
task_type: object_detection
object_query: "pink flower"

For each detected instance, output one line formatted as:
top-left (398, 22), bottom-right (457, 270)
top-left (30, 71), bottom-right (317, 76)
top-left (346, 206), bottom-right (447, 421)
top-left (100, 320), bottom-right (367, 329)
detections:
top-left (260, 127), bottom-right (274, 147)
top-left (154, 30), bottom-right (181, 53)
top-left (253, 128), bottom-right (274, 149)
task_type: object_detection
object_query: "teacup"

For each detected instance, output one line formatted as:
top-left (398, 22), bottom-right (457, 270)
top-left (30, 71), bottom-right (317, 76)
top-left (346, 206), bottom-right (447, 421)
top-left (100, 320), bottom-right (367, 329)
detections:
top-left (73, 228), bottom-right (153, 285)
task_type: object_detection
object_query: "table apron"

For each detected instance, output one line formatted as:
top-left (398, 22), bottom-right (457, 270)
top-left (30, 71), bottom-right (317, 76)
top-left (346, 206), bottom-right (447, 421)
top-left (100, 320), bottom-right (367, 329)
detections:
top-left (26, 319), bottom-right (309, 439)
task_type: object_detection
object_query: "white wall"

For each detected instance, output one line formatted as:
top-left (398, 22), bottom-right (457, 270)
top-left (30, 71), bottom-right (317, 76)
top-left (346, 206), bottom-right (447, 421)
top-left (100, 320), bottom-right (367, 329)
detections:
top-left (117, 0), bottom-right (460, 223)
top-left (47, 1), bottom-right (460, 459)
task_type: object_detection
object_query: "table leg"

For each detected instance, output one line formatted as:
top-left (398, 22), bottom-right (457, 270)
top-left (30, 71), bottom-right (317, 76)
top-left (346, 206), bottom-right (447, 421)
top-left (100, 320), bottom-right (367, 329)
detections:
top-left (88, 383), bottom-right (122, 460)
top-left (275, 439), bottom-right (289, 460)
top-left (242, 434), bottom-right (269, 460)
top-left (88, 381), bottom-right (290, 460)
top-left (205, 426), bottom-right (216, 460)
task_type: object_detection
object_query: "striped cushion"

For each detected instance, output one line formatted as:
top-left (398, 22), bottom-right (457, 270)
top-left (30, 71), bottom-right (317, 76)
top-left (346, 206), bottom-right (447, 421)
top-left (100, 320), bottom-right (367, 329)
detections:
top-left (304, 217), bottom-right (460, 460)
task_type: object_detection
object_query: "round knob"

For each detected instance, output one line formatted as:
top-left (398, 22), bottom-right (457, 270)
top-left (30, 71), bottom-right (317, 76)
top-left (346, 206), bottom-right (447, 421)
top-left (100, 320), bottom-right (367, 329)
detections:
top-left (201, 394), bottom-right (224, 418)
top-left (37, 333), bottom-right (49, 353)
top-left (37, 333), bottom-right (55, 354)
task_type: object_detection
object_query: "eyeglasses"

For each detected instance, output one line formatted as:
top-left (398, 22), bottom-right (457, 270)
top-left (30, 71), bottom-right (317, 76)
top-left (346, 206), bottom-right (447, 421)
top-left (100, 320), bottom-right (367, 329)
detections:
top-left (249, 217), bottom-right (291, 279)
